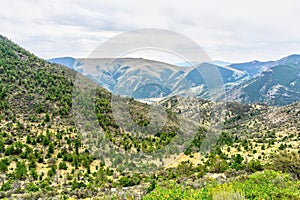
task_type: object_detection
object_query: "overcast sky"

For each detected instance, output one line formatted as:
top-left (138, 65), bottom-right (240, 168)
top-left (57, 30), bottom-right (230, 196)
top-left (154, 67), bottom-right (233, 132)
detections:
top-left (1, 0), bottom-right (300, 63)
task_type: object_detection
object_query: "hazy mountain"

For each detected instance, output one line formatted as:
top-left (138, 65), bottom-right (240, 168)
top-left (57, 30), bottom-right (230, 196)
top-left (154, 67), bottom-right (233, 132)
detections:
top-left (225, 64), bottom-right (300, 105)
top-left (48, 54), bottom-right (300, 105)
top-left (174, 60), bottom-right (231, 67)
top-left (228, 60), bottom-right (274, 78)
top-left (48, 57), bottom-right (246, 99)
top-left (48, 56), bottom-right (76, 69)
top-left (211, 60), bottom-right (231, 67)
top-left (276, 54), bottom-right (300, 64)
top-left (173, 61), bottom-right (198, 67)
top-left (228, 54), bottom-right (300, 78)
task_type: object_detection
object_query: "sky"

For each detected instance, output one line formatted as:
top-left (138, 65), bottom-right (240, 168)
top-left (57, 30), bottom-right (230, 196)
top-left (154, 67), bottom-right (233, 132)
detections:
top-left (1, 0), bottom-right (300, 63)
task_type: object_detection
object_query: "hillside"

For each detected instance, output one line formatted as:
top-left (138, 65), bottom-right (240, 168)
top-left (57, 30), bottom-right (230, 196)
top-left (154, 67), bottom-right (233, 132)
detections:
top-left (0, 35), bottom-right (185, 199)
top-left (158, 95), bottom-right (300, 163)
top-left (0, 35), bottom-right (299, 199)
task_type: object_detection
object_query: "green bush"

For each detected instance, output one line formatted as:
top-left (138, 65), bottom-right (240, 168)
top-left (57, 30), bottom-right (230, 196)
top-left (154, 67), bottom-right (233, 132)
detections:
top-left (229, 170), bottom-right (300, 199)
top-left (26, 182), bottom-right (39, 192)
top-left (144, 170), bottom-right (300, 200)
top-left (44, 112), bottom-right (50, 122)
top-left (0, 138), bottom-right (4, 153)
top-left (272, 151), bottom-right (300, 179)
top-left (0, 158), bottom-right (9, 172)
top-left (119, 174), bottom-right (141, 187)
top-left (246, 159), bottom-right (263, 173)
top-left (0, 181), bottom-right (12, 191)
top-left (71, 180), bottom-right (86, 190)
top-left (59, 161), bottom-right (68, 170)
top-left (143, 183), bottom-right (206, 200)
top-left (230, 154), bottom-right (244, 170)
top-left (14, 161), bottom-right (27, 180)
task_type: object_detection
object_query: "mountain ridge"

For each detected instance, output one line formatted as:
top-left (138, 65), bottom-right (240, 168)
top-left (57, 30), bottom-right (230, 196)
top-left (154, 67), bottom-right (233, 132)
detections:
top-left (49, 54), bottom-right (300, 106)
top-left (48, 57), bottom-right (247, 100)
top-left (225, 64), bottom-right (300, 105)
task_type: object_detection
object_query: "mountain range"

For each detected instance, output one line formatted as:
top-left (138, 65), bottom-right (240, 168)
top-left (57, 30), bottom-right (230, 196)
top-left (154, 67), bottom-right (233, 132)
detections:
top-left (49, 54), bottom-right (300, 106)
top-left (48, 57), bottom-right (247, 99)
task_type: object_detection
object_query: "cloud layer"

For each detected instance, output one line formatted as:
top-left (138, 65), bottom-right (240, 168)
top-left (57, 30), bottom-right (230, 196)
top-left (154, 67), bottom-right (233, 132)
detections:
top-left (1, 0), bottom-right (300, 62)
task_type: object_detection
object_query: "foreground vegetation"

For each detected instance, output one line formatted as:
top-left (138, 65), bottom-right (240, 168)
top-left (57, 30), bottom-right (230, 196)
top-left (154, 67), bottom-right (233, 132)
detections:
top-left (144, 170), bottom-right (300, 200)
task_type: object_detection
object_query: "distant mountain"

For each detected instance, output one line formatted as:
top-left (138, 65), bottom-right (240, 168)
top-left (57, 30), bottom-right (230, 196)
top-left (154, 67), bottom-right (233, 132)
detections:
top-left (173, 61), bottom-right (198, 67)
top-left (48, 55), bottom-right (300, 105)
top-left (73, 58), bottom-right (186, 98)
top-left (211, 60), bottom-right (231, 67)
top-left (228, 54), bottom-right (300, 78)
top-left (228, 60), bottom-right (274, 78)
top-left (48, 57), bottom-right (246, 100)
top-left (274, 54), bottom-right (300, 65)
top-left (174, 60), bottom-right (231, 67)
top-left (172, 62), bottom-right (246, 98)
top-left (225, 64), bottom-right (300, 106)
top-left (48, 57), bottom-right (76, 69)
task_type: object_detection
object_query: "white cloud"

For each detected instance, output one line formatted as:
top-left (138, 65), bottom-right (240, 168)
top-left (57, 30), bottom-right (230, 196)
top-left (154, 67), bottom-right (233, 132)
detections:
top-left (0, 0), bottom-right (300, 62)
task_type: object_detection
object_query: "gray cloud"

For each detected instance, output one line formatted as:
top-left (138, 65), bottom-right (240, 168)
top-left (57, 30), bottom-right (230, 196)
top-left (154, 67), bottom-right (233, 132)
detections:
top-left (0, 0), bottom-right (300, 62)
